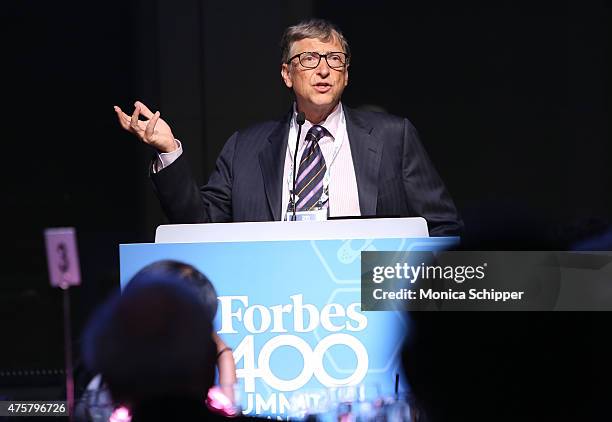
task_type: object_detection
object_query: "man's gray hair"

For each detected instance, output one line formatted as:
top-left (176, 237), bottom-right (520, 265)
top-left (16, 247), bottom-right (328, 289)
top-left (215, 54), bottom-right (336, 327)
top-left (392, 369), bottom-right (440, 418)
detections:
top-left (280, 18), bottom-right (350, 64)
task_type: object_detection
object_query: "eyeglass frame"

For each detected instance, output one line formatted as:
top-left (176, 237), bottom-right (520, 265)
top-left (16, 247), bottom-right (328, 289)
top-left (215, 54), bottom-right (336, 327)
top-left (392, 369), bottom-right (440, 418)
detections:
top-left (286, 51), bottom-right (350, 69)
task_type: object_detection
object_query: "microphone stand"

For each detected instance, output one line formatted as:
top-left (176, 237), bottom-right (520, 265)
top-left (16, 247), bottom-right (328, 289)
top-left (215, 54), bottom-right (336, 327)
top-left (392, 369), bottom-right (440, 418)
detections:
top-left (292, 112), bottom-right (306, 221)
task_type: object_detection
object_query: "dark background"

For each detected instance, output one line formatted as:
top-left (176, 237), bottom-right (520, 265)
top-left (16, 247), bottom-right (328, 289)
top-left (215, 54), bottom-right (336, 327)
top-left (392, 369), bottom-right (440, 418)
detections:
top-left (2, 0), bottom-right (610, 410)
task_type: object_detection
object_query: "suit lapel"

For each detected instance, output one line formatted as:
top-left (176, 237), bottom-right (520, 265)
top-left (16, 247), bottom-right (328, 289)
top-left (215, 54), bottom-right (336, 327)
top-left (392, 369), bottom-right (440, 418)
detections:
top-left (344, 106), bottom-right (382, 216)
top-left (259, 111), bottom-right (291, 221)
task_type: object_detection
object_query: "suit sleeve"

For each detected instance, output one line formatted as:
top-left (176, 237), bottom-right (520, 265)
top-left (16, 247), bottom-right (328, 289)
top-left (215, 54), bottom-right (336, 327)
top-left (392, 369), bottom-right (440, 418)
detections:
top-left (150, 132), bottom-right (237, 223)
top-left (401, 119), bottom-right (464, 237)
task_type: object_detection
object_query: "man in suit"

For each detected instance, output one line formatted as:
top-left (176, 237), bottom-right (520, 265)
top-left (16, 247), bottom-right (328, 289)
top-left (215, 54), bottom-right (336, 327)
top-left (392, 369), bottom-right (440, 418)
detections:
top-left (114, 19), bottom-right (462, 236)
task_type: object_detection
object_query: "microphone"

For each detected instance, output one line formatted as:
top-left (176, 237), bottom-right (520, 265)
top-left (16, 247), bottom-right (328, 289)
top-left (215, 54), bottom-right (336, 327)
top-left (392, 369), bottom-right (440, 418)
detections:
top-left (291, 112), bottom-right (306, 221)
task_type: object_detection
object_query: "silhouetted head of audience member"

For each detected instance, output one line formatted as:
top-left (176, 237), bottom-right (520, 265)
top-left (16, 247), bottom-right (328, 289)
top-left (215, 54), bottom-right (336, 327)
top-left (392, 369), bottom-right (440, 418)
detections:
top-left (402, 206), bottom-right (611, 421)
top-left (125, 259), bottom-right (219, 321)
top-left (82, 277), bottom-right (216, 409)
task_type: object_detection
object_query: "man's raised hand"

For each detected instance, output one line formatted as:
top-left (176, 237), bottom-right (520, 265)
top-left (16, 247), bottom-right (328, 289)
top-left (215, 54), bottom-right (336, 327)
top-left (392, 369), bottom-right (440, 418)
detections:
top-left (114, 101), bottom-right (177, 153)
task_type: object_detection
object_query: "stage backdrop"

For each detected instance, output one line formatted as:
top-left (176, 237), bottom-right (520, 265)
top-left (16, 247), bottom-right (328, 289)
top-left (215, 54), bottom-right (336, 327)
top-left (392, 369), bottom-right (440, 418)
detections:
top-left (120, 234), bottom-right (457, 417)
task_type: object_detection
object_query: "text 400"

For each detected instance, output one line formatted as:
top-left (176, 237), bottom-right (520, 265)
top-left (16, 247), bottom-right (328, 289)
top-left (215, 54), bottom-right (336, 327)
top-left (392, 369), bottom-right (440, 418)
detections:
top-left (234, 333), bottom-right (368, 392)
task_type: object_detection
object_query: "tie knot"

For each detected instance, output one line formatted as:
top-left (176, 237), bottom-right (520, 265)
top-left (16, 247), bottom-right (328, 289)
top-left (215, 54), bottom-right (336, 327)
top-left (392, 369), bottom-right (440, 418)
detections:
top-left (306, 125), bottom-right (329, 142)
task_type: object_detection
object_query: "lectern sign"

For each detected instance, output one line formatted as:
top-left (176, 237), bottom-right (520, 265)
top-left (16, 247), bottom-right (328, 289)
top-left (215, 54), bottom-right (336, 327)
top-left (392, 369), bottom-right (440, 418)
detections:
top-left (119, 219), bottom-right (457, 417)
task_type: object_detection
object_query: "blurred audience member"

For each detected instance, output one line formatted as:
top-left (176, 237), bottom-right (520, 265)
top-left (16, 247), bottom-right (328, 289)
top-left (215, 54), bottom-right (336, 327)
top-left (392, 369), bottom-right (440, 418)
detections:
top-left (403, 207), bottom-right (611, 421)
top-left (124, 260), bottom-right (237, 396)
top-left (80, 262), bottom-right (242, 421)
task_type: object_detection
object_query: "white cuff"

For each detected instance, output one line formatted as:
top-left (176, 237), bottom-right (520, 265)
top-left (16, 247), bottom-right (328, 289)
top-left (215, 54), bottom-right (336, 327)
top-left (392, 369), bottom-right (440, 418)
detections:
top-left (153, 140), bottom-right (183, 173)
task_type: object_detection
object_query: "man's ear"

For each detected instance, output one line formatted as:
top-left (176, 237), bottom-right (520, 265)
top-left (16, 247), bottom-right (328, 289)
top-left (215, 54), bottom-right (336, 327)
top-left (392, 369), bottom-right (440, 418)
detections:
top-left (281, 63), bottom-right (293, 88)
top-left (344, 65), bottom-right (349, 87)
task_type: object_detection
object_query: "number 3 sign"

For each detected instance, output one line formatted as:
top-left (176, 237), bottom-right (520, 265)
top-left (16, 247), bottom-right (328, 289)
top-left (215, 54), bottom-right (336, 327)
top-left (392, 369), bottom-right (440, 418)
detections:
top-left (44, 227), bottom-right (81, 288)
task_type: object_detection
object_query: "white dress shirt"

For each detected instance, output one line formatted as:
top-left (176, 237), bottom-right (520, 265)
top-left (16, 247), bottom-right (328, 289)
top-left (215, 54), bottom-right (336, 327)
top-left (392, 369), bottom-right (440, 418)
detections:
top-left (281, 103), bottom-right (360, 220)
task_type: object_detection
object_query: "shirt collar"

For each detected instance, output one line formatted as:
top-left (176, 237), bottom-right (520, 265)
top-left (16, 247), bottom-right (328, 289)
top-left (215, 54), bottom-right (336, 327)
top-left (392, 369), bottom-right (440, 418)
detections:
top-left (292, 102), bottom-right (343, 141)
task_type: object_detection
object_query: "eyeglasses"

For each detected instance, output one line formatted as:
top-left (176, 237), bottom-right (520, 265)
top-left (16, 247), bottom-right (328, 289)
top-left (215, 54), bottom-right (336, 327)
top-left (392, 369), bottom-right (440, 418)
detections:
top-left (287, 51), bottom-right (349, 69)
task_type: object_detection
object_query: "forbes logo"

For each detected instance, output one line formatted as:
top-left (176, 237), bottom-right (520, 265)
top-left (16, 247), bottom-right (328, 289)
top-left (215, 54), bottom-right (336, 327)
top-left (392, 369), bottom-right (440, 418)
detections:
top-left (217, 294), bottom-right (369, 393)
top-left (218, 294), bottom-right (367, 334)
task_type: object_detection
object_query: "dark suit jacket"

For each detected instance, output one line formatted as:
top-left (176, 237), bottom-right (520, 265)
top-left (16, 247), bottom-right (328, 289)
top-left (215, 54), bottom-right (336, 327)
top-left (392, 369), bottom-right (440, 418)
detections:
top-left (151, 106), bottom-right (463, 236)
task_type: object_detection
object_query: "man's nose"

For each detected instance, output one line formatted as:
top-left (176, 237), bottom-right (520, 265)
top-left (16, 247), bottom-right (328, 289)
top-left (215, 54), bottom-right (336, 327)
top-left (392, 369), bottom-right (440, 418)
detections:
top-left (316, 58), bottom-right (331, 76)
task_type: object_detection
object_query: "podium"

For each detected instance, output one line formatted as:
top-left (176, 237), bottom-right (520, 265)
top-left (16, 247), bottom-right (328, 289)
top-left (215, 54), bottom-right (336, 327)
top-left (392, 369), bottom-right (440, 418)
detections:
top-left (119, 218), bottom-right (458, 417)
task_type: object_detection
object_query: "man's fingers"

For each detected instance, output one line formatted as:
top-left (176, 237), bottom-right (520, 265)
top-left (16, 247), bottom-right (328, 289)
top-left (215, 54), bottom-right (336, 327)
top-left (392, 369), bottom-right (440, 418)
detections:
top-left (135, 101), bottom-right (154, 119)
top-left (115, 106), bottom-right (131, 122)
top-left (116, 107), bottom-right (135, 128)
top-left (145, 111), bottom-right (161, 140)
top-left (130, 105), bottom-right (145, 135)
top-left (114, 106), bottom-right (131, 130)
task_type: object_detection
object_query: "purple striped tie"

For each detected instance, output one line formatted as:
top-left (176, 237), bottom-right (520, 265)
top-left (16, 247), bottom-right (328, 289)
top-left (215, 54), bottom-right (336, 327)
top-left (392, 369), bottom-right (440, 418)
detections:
top-left (292, 125), bottom-right (329, 212)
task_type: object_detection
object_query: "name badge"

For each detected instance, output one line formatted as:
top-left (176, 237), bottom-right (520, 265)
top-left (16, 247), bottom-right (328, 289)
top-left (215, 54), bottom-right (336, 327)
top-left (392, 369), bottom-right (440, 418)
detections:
top-left (286, 209), bottom-right (328, 222)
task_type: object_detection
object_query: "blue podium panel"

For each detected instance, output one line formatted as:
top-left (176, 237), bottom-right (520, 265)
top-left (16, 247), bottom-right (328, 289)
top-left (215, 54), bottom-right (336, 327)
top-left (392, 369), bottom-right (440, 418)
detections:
top-left (120, 236), bottom-right (457, 417)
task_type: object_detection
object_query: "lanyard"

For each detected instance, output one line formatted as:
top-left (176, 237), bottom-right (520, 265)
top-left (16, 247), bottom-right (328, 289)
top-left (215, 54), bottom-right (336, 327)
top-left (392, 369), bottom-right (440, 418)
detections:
top-left (287, 111), bottom-right (346, 210)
